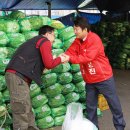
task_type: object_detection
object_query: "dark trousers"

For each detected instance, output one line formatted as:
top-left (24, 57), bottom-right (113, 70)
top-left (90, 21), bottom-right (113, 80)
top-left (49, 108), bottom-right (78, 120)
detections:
top-left (86, 76), bottom-right (126, 130)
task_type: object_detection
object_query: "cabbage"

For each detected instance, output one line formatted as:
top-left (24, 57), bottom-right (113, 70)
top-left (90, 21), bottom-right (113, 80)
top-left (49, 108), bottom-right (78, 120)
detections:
top-left (0, 31), bottom-right (9, 47)
top-left (70, 64), bottom-right (80, 73)
top-left (48, 94), bottom-right (65, 108)
top-left (8, 11), bottom-right (26, 19)
top-left (41, 73), bottom-right (57, 87)
top-left (32, 94), bottom-right (48, 108)
top-left (52, 49), bottom-right (64, 56)
top-left (54, 115), bottom-right (65, 126)
top-left (41, 16), bottom-right (52, 25)
top-left (35, 104), bottom-right (51, 119)
top-left (37, 116), bottom-right (54, 129)
top-left (51, 63), bottom-right (70, 73)
top-left (30, 84), bottom-right (41, 98)
top-left (29, 16), bottom-right (43, 30)
top-left (63, 36), bottom-right (76, 51)
top-left (65, 92), bottom-right (80, 104)
top-left (72, 71), bottom-right (83, 83)
top-left (52, 38), bottom-right (63, 49)
top-left (58, 72), bottom-right (73, 85)
top-left (0, 20), bottom-right (20, 33)
top-left (75, 81), bottom-right (85, 93)
top-left (7, 33), bottom-right (25, 48)
top-left (59, 26), bottom-right (75, 41)
top-left (51, 105), bottom-right (66, 117)
top-left (19, 18), bottom-right (32, 32)
top-left (0, 58), bottom-right (10, 74)
top-left (51, 20), bottom-right (65, 29)
top-left (43, 83), bottom-right (62, 98)
top-left (23, 31), bottom-right (38, 40)
top-left (62, 83), bottom-right (75, 95)
top-left (79, 91), bottom-right (86, 102)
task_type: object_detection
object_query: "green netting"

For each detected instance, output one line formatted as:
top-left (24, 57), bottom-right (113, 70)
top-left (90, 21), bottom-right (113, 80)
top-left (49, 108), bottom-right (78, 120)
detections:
top-left (41, 16), bottom-right (52, 26)
top-left (0, 115), bottom-right (12, 127)
top-left (58, 72), bottom-right (73, 85)
top-left (43, 83), bottom-right (62, 98)
top-left (51, 20), bottom-right (65, 29)
top-left (51, 63), bottom-right (70, 73)
top-left (0, 75), bottom-right (6, 91)
top-left (0, 31), bottom-right (9, 47)
top-left (54, 29), bottom-right (58, 38)
top-left (52, 38), bottom-right (63, 49)
top-left (97, 108), bottom-right (103, 117)
top-left (54, 115), bottom-right (65, 126)
top-left (32, 94), bottom-right (48, 108)
top-left (19, 18), bottom-right (32, 32)
top-left (75, 81), bottom-right (85, 93)
top-left (48, 94), bottom-right (65, 108)
top-left (41, 73), bottom-right (57, 87)
top-left (58, 26), bottom-right (75, 41)
top-left (0, 20), bottom-right (20, 33)
top-left (29, 16), bottom-right (43, 30)
top-left (62, 36), bottom-right (76, 51)
top-left (0, 126), bottom-right (11, 130)
top-left (52, 49), bottom-right (64, 57)
top-left (30, 84), bottom-right (41, 98)
top-left (7, 33), bottom-right (25, 48)
top-left (65, 92), bottom-right (80, 104)
top-left (51, 105), bottom-right (66, 117)
top-left (0, 58), bottom-right (10, 74)
top-left (72, 71), bottom-right (83, 83)
top-left (70, 64), bottom-right (80, 73)
top-left (6, 47), bottom-right (15, 58)
top-left (6, 103), bottom-right (12, 114)
top-left (37, 116), bottom-right (54, 129)
top-left (62, 83), bottom-right (75, 95)
top-left (43, 69), bottom-right (51, 74)
top-left (0, 106), bottom-right (7, 118)
top-left (0, 92), bottom-right (4, 105)
top-left (35, 104), bottom-right (51, 119)
top-left (79, 91), bottom-right (86, 102)
top-left (23, 31), bottom-right (38, 40)
top-left (2, 89), bottom-right (10, 102)
top-left (8, 11), bottom-right (26, 19)
top-left (0, 47), bottom-right (8, 59)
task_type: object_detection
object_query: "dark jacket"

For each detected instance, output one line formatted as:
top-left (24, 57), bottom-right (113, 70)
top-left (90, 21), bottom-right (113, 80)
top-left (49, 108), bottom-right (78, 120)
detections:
top-left (6, 35), bottom-right (48, 85)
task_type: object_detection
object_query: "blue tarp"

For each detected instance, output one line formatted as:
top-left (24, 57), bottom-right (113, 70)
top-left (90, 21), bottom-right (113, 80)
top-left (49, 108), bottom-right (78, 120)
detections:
top-left (57, 12), bottom-right (101, 26)
top-left (0, 0), bottom-right (85, 10)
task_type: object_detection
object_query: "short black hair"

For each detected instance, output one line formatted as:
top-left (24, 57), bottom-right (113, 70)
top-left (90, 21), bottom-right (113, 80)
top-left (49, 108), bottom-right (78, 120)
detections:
top-left (73, 17), bottom-right (90, 32)
top-left (39, 25), bottom-right (54, 35)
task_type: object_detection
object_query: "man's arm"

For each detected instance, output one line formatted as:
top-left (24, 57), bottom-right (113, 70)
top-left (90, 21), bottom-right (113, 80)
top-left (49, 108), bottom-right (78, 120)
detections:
top-left (40, 41), bottom-right (61, 69)
top-left (65, 36), bottom-right (102, 64)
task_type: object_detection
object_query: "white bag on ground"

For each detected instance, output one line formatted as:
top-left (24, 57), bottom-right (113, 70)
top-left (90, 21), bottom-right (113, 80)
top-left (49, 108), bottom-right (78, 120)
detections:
top-left (62, 102), bottom-right (98, 130)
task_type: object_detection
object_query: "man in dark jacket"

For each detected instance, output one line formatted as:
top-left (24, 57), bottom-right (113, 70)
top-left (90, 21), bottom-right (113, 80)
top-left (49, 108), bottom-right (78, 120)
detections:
top-left (5, 25), bottom-right (65, 130)
top-left (61, 17), bottom-right (126, 130)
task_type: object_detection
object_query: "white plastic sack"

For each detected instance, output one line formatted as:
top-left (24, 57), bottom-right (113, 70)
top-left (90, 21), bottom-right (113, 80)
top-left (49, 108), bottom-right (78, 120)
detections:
top-left (62, 102), bottom-right (98, 130)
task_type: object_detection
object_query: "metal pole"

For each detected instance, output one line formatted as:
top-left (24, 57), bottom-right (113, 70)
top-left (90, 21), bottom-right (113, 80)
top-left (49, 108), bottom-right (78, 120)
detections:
top-left (46, 1), bottom-right (51, 18)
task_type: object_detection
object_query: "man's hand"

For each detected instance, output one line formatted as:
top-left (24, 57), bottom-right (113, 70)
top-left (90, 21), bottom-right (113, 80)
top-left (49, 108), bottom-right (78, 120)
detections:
top-left (53, 55), bottom-right (57, 59)
top-left (59, 53), bottom-right (70, 63)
